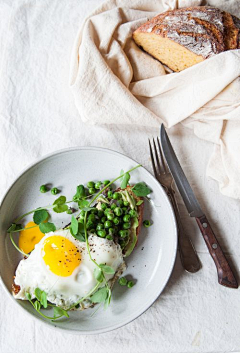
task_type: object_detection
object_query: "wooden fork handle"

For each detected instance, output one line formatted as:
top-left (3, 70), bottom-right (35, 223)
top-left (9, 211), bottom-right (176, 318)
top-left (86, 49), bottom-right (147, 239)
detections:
top-left (196, 215), bottom-right (238, 289)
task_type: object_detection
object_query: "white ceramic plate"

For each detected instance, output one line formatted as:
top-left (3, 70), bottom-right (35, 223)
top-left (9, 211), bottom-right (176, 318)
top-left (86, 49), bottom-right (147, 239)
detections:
top-left (0, 147), bottom-right (177, 334)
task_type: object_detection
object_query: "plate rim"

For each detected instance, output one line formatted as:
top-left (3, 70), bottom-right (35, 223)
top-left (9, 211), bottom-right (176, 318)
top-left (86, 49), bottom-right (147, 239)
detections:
top-left (0, 146), bottom-right (177, 335)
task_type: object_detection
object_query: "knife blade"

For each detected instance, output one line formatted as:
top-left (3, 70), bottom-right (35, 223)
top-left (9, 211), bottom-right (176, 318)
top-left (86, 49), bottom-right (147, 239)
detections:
top-left (160, 124), bottom-right (238, 289)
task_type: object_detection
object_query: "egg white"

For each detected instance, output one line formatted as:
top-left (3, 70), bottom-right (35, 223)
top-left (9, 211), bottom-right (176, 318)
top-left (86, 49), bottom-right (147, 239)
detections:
top-left (14, 229), bottom-right (124, 308)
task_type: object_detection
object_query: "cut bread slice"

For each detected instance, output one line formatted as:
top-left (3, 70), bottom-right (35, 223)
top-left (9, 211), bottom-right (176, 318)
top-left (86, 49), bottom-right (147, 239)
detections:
top-left (133, 32), bottom-right (204, 72)
top-left (133, 6), bottom-right (240, 72)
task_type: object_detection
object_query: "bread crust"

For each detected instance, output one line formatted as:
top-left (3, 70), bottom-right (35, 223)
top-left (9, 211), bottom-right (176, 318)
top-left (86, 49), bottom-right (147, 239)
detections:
top-left (133, 6), bottom-right (240, 71)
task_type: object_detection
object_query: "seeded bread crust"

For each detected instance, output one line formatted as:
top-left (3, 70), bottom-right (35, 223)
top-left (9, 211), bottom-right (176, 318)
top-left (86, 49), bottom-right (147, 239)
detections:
top-left (133, 6), bottom-right (240, 72)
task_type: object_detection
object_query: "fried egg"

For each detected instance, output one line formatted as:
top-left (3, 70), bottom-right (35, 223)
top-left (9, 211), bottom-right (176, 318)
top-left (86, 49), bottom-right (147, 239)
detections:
top-left (19, 222), bottom-right (45, 254)
top-left (14, 229), bottom-right (124, 308)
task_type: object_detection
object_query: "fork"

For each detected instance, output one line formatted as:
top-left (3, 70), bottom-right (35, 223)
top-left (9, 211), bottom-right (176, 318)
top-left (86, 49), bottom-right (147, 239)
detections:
top-left (149, 137), bottom-right (201, 273)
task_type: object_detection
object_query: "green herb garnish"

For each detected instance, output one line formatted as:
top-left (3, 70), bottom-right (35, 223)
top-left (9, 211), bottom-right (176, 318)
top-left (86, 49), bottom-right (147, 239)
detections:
top-left (39, 222), bottom-right (56, 234)
top-left (33, 209), bottom-right (49, 225)
top-left (132, 182), bottom-right (151, 197)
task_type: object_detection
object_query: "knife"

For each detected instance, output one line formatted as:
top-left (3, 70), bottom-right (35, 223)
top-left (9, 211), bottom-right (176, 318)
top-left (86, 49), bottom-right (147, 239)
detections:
top-left (160, 124), bottom-right (238, 289)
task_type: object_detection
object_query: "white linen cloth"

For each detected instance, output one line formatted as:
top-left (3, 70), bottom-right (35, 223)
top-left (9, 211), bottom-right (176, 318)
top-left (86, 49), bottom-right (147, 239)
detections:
top-left (70, 0), bottom-right (240, 199)
top-left (0, 1), bottom-right (240, 353)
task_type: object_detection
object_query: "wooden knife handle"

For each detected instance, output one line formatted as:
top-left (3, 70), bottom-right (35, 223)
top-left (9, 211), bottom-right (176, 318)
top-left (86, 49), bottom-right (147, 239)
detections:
top-left (196, 215), bottom-right (238, 289)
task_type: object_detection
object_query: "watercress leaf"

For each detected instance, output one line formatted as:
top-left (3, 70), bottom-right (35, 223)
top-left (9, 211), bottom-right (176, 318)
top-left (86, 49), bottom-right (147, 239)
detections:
top-left (33, 209), bottom-right (49, 225)
top-left (91, 287), bottom-right (108, 303)
top-left (53, 196), bottom-right (66, 206)
top-left (73, 185), bottom-right (86, 201)
top-left (34, 288), bottom-right (42, 301)
top-left (25, 292), bottom-right (31, 301)
top-left (53, 204), bottom-right (68, 213)
top-left (93, 268), bottom-right (104, 283)
top-left (72, 232), bottom-right (85, 242)
top-left (53, 306), bottom-right (69, 318)
top-left (39, 222), bottom-right (56, 234)
top-left (78, 199), bottom-right (91, 211)
top-left (34, 300), bottom-right (41, 311)
top-left (132, 182), bottom-right (151, 197)
top-left (121, 172), bottom-right (130, 189)
top-left (40, 291), bottom-right (48, 308)
top-left (71, 223), bottom-right (85, 242)
top-left (120, 169), bottom-right (124, 181)
top-left (70, 216), bottom-right (78, 236)
top-left (99, 264), bottom-right (115, 275)
top-left (7, 223), bottom-right (16, 233)
top-left (136, 200), bottom-right (144, 206)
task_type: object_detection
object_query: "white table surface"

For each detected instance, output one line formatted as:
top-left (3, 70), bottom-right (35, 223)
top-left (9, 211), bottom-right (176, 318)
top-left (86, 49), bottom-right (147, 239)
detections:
top-left (0, 1), bottom-right (240, 352)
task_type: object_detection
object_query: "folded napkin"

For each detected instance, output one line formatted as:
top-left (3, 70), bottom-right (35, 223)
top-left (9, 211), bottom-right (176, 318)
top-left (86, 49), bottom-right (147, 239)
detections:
top-left (70, 0), bottom-right (240, 199)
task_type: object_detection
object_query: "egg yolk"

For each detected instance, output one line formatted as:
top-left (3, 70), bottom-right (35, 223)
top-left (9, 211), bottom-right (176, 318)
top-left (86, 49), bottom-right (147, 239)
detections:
top-left (19, 222), bottom-right (45, 254)
top-left (42, 236), bottom-right (81, 277)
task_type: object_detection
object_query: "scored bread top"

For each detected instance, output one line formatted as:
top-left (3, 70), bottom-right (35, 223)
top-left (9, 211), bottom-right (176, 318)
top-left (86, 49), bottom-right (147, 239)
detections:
top-left (133, 6), bottom-right (240, 60)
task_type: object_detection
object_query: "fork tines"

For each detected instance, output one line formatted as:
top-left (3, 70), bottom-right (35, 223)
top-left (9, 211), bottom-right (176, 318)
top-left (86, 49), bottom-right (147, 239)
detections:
top-left (149, 137), bottom-right (169, 178)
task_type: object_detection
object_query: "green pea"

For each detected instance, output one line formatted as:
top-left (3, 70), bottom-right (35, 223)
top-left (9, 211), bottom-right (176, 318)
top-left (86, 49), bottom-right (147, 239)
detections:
top-left (40, 185), bottom-right (47, 193)
top-left (118, 277), bottom-right (127, 286)
top-left (88, 187), bottom-right (96, 195)
top-left (123, 201), bottom-right (129, 206)
top-left (101, 216), bottom-right (107, 223)
top-left (109, 227), bottom-right (114, 235)
top-left (96, 223), bottom-right (104, 231)
top-left (108, 191), bottom-right (113, 199)
top-left (111, 203), bottom-right (117, 210)
top-left (114, 207), bottom-right (123, 216)
top-left (119, 230), bottom-right (129, 238)
top-left (118, 200), bottom-right (123, 207)
top-left (90, 208), bottom-right (98, 214)
top-left (123, 214), bottom-right (131, 222)
top-left (123, 222), bottom-right (131, 229)
top-left (90, 229), bottom-right (96, 234)
top-left (97, 210), bottom-right (104, 218)
top-left (104, 220), bottom-right (112, 228)
top-left (95, 181), bottom-right (102, 190)
top-left (129, 209), bottom-right (137, 217)
top-left (122, 207), bottom-right (128, 214)
top-left (51, 187), bottom-right (59, 195)
top-left (127, 281), bottom-right (134, 288)
top-left (107, 213), bottom-right (114, 221)
top-left (97, 230), bottom-right (106, 238)
top-left (86, 221), bottom-right (95, 230)
top-left (106, 235), bottom-right (113, 240)
top-left (88, 214), bottom-right (96, 222)
top-left (101, 203), bottom-right (107, 210)
top-left (66, 208), bottom-right (73, 214)
top-left (103, 180), bottom-right (110, 186)
top-left (113, 192), bottom-right (120, 200)
top-left (143, 220), bottom-right (151, 228)
top-left (113, 217), bottom-right (120, 225)
top-left (104, 208), bottom-right (111, 215)
top-left (87, 181), bottom-right (95, 188)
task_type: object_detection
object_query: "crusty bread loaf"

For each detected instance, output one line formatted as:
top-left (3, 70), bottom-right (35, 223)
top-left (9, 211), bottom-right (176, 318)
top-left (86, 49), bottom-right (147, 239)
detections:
top-left (133, 6), bottom-right (240, 72)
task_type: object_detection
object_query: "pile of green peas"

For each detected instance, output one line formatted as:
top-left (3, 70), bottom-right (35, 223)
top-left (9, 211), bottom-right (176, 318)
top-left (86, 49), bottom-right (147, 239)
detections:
top-left (80, 180), bottom-right (138, 247)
